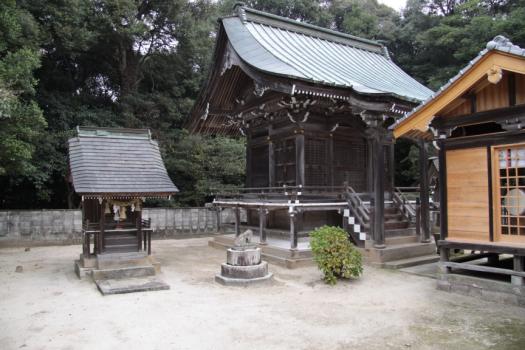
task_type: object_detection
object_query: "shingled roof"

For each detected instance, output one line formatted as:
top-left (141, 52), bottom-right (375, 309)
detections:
top-left (68, 127), bottom-right (178, 198)
top-left (222, 5), bottom-right (433, 102)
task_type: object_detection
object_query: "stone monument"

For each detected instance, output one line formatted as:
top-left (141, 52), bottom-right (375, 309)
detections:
top-left (215, 229), bottom-right (273, 285)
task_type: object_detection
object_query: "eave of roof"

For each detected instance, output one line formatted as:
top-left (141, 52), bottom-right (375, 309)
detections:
top-left (221, 5), bottom-right (433, 103)
top-left (393, 35), bottom-right (525, 139)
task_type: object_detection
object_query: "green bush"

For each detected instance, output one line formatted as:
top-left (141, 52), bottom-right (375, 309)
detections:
top-left (309, 226), bottom-right (363, 285)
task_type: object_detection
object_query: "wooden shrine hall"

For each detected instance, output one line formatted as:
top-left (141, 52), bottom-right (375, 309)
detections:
top-left (187, 4), bottom-right (437, 265)
top-left (394, 36), bottom-right (525, 304)
top-left (69, 127), bottom-right (178, 294)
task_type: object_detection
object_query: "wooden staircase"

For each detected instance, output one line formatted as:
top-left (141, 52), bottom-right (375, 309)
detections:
top-left (344, 188), bottom-right (439, 268)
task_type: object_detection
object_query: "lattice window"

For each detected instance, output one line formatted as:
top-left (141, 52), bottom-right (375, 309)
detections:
top-left (250, 145), bottom-right (269, 187)
top-left (274, 138), bottom-right (296, 186)
top-left (495, 144), bottom-right (525, 239)
top-left (306, 138), bottom-right (328, 186)
top-left (333, 137), bottom-right (366, 191)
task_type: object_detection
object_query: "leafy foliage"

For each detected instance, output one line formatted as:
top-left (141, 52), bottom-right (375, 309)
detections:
top-left (309, 226), bottom-right (363, 285)
top-left (0, 0), bottom-right (46, 207)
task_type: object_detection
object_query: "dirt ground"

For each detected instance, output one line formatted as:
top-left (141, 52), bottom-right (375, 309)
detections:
top-left (1, 237), bottom-right (524, 350)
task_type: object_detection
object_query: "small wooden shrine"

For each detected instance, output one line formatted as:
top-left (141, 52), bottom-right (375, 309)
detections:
top-left (394, 36), bottom-right (525, 303)
top-left (69, 126), bottom-right (178, 287)
top-left (187, 4), bottom-right (436, 263)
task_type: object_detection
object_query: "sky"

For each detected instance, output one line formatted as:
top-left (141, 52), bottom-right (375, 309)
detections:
top-left (378, 0), bottom-right (407, 12)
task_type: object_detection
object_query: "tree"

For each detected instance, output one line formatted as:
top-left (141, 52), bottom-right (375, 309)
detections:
top-left (0, 0), bottom-right (47, 208)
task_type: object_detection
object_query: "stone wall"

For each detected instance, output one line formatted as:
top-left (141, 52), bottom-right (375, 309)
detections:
top-left (0, 207), bottom-right (244, 247)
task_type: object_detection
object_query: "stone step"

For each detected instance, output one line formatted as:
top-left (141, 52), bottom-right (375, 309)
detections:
top-left (92, 265), bottom-right (156, 280)
top-left (382, 254), bottom-right (440, 269)
top-left (385, 227), bottom-right (417, 237)
top-left (385, 235), bottom-right (418, 245)
top-left (363, 242), bottom-right (437, 264)
top-left (95, 276), bottom-right (169, 295)
top-left (97, 252), bottom-right (149, 269)
top-left (262, 252), bottom-right (315, 269)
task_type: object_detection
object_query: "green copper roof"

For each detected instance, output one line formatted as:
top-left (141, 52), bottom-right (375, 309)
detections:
top-left (223, 6), bottom-right (433, 102)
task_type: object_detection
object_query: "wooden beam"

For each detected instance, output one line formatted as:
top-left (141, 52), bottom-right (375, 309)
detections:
top-left (295, 132), bottom-right (305, 186)
top-left (438, 240), bottom-right (525, 255)
top-left (419, 140), bottom-right (431, 243)
top-left (442, 261), bottom-right (525, 278)
top-left (432, 104), bottom-right (525, 130)
top-left (99, 200), bottom-right (105, 254)
top-left (438, 139), bottom-right (448, 241)
top-left (373, 130), bottom-right (385, 248)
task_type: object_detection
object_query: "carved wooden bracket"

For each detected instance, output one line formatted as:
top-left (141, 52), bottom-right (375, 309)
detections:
top-left (487, 65), bottom-right (503, 84)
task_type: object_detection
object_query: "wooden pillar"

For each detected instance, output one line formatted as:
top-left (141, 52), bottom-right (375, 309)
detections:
top-left (418, 140), bottom-right (431, 243)
top-left (136, 209), bottom-right (143, 252)
top-left (328, 135), bottom-right (334, 187)
top-left (98, 199), bottom-right (105, 254)
top-left (438, 138), bottom-right (448, 241)
top-left (259, 207), bottom-right (267, 244)
top-left (216, 207), bottom-right (222, 233)
top-left (289, 210), bottom-right (298, 249)
top-left (234, 206), bottom-right (241, 237)
top-left (366, 138), bottom-right (374, 193)
top-left (373, 132), bottom-right (385, 249)
top-left (246, 132), bottom-right (252, 188)
top-left (295, 132), bottom-right (305, 186)
top-left (269, 140), bottom-right (275, 187)
top-left (389, 142), bottom-right (395, 194)
top-left (512, 255), bottom-right (524, 286)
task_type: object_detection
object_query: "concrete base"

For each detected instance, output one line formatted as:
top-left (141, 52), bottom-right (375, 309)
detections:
top-left (437, 273), bottom-right (525, 307)
top-left (216, 247), bottom-right (272, 286)
top-left (215, 273), bottom-right (273, 286)
top-left (96, 276), bottom-right (170, 295)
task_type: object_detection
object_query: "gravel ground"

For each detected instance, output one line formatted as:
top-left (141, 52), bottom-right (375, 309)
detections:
top-left (1, 237), bottom-right (524, 350)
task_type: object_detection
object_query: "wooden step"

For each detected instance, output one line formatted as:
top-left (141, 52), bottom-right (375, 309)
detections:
top-left (103, 244), bottom-right (139, 253)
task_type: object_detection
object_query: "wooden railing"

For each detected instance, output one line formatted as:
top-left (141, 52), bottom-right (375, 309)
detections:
top-left (213, 185), bottom-right (347, 204)
top-left (393, 187), bottom-right (419, 224)
top-left (343, 186), bottom-right (371, 243)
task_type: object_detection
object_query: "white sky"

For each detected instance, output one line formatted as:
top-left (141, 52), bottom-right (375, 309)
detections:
top-left (378, 0), bottom-right (407, 12)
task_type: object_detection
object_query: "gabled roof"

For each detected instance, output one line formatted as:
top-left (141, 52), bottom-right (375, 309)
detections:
top-left (393, 36), bottom-right (525, 139)
top-left (222, 5), bottom-right (433, 102)
top-left (68, 127), bottom-right (178, 197)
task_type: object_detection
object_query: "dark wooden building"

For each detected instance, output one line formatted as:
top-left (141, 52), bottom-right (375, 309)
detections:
top-left (69, 127), bottom-right (178, 270)
top-left (394, 36), bottom-right (525, 300)
top-left (187, 4), bottom-right (436, 263)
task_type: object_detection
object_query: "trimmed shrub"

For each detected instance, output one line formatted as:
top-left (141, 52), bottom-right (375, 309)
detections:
top-left (309, 226), bottom-right (363, 285)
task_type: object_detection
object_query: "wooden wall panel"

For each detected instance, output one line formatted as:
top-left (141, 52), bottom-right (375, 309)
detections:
top-left (446, 147), bottom-right (490, 241)
top-left (443, 99), bottom-right (470, 118)
top-left (517, 74), bottom-right (525, 105)
top-left (476, 74), bottom-right (509, 112)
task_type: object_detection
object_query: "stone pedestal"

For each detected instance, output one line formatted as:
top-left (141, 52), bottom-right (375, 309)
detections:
top-left (215, 247), bottom-right (273, 286)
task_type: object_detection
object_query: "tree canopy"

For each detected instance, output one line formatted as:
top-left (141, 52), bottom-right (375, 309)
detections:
top-left (1, 0), bottom-right (524, 208)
